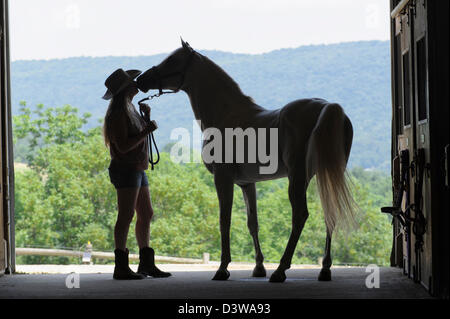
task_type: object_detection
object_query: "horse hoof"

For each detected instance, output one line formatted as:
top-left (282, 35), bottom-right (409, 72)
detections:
top-left (212, 269), bottom-right (230, 281)
top-left (252, 264), bottom-right (267, 278)
top-left (318, 268), bottom-right (331, 281)
top-left (269, 269), bottom-right (286, 283)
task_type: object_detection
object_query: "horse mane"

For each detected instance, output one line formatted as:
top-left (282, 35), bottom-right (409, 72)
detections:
top-left (200, 54), bottom-right (255, 105)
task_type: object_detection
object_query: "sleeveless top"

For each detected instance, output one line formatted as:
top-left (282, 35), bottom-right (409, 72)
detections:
top-left (108, 103), bottom-right (149, 171)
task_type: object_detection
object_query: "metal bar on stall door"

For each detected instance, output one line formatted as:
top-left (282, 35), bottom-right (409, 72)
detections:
top-left (391, 0), bottom-right (411, 19)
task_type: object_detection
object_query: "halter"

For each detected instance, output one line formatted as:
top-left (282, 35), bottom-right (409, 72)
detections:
top-left (139, 49), bottom-right (196, 103)
top-left (138, 49), bottom-right (196, 170)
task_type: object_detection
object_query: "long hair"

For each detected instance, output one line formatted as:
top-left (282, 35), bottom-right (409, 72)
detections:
top-left (103, 91), bottom-right (143, 148)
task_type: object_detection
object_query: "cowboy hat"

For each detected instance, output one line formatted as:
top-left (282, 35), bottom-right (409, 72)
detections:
top-left (102, 68), bottom-right (142, 100)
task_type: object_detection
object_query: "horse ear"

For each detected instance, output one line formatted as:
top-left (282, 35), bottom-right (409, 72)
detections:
top-left (181, 37), bottom-right (193, 51)
top-left (181, 37), bottom-right (187, 48)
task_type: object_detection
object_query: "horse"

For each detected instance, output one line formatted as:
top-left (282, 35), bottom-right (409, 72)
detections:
top-left (136, 39), bottom-right (356, 283)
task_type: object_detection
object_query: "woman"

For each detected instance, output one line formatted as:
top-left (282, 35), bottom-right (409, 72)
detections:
top-left (102, 68), bottom-right (171, 280)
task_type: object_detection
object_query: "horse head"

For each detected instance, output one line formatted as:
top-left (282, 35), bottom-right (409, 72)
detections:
top-left (136, 38), bottom-right (196, 93)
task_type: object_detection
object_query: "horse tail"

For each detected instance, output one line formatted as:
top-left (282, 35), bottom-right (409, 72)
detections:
top-left (310, 103), bottom-right (357, 233)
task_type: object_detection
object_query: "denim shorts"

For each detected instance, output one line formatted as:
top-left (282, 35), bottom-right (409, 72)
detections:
top-left (108, 168), bottom-right (149, 189)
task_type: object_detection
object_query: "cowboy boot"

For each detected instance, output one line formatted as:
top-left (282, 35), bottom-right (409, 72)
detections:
top-left (113, 248), bottom-right (145, 280)
top-left (137, 247), bottom-right (172, 278)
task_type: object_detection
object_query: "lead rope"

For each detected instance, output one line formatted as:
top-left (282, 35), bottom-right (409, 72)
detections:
top-left (138, 98), bottom-right (160, 170)
top-left (135, 50), bottom-right (195, 170)
top-left (381, 148), bottom-right (428, 281)
top-left (410, 148), bottom-right (427, 283)
top-left (148, 130), bottom-right (160, 170)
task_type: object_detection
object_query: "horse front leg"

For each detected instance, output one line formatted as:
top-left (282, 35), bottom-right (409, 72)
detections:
top-left (270, 171), bottom-right (309, 283)
top-left (212, 169), bottom-right (234, 281)
top-left (241, 183), bottom-right (266, 277)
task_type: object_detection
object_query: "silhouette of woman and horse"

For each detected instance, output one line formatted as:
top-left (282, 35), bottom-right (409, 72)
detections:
top-left (104, 38), bottom-right (356, 283)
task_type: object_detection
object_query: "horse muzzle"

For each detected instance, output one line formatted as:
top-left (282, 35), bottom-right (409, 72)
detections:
top-left (136, 67), bottom-right (158, 93)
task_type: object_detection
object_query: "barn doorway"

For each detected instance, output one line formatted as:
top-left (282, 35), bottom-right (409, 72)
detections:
top-left (1, 0), bottom-right (448, 299)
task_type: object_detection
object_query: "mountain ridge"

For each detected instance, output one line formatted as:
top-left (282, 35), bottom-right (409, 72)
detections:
top-left (11, 40), bottom-right (391, 171)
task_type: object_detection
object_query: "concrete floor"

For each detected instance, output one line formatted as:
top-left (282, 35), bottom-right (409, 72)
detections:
top-left (0, 265), bottom-right (432, 299)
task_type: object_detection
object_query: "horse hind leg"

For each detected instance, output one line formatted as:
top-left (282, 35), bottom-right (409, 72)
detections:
top-left (318, 230), bottom-right (332, 281)
top-left (241, 183), bottom-right (266, 277)
top-left (270, 170), bottom-right (309, 283)
top-left (318, 115), bottom-right (352, 282)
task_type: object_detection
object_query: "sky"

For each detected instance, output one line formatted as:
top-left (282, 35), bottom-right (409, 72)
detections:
top-left (9, 0), bottom-right (390, 61)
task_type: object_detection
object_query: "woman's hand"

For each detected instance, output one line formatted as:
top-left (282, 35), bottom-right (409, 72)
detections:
top-left (139, 103), bottom-right (151, 122)
top-left (148, 120), bottom-right (158, 133)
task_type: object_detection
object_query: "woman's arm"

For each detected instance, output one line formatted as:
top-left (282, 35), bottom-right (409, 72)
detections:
top-left (110, 115), bottom-right (157, 154)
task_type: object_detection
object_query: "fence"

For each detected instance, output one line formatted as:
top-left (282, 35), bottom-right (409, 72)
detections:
top-left (15, 247), bottom-right (210, 264)
top-left (16, 247), bottom-right (368, 267)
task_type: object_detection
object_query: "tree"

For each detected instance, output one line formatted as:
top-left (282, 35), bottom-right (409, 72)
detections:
top-left (13, 102), bottom-right (91, 166)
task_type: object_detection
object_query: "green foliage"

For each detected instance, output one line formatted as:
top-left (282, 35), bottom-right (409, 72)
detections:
top-left (13, 104), bottom-right (393, 266)
top-left (13, 101), bottom-right (91, 167)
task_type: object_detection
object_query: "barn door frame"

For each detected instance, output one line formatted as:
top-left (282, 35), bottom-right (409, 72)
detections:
top-left (0, 0), bottom-right (14, 275)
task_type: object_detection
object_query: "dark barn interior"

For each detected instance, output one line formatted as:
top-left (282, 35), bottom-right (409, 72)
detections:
top-left (387, 0), bottom-right (449, 298)
top-left (0, 0), bottom-right (448, 299)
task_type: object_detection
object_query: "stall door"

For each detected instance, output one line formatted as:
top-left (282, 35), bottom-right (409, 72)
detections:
top-left (393, 5), bottom-right (415, 278)
top-left (411, 0), bottom-right (432, 291)
top-left (390, 0), bottom-right (433, 292)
